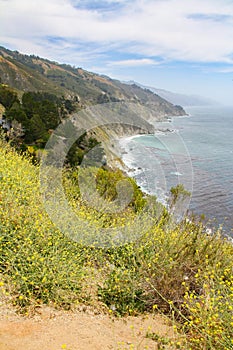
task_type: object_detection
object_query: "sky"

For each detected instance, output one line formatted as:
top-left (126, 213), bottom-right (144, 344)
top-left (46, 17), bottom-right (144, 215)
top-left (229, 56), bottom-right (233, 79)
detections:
top-left (1, 0), bottom-right (233, 105)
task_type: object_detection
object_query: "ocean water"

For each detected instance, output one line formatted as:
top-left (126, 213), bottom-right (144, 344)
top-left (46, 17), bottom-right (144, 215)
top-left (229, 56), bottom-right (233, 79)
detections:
top-left (119, 106), bottom-right (233, 236)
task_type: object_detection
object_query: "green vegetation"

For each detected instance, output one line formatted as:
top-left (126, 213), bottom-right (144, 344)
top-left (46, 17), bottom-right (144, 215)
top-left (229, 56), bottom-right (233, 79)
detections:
top-left (0, 139), bottom-right (233, 349)
top-left (0, 46), bottom-right (186, 119)
top-left (0, 84), bottom-right (100, 165)
top-left (0, 46), bottom-right (232, 349)
top-left (0, 86), bottom-right (72, 144)
top-left (0, 84), bottom-right (19, 109)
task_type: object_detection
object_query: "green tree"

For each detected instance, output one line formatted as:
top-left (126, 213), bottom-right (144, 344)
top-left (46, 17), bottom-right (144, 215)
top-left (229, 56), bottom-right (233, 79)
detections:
top-left (22, 92), bottom-right (60, 129)
top-left (38, 99), bottom-right (60, 129)
top-left (5, 102), bottom-right (29, 129)
top-left (22, 92), bottom-right (36, 118)
top-left (0, 85), bottom-right (19, 109)
top-left (25, 114), bottom-right (48, 145)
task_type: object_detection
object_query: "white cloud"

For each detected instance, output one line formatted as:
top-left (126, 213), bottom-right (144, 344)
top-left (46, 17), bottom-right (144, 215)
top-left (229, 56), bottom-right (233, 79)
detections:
top-left (213, 66), bottom-right (233, 73)
top-left (1, 0), bottom-right (233, 65)
top-left (109, 58), bottom-right (161, 67)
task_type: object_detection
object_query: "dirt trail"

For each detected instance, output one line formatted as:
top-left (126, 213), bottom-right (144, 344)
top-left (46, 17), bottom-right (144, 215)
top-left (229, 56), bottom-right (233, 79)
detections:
top-left (0, 303), bottom-right (175, 350)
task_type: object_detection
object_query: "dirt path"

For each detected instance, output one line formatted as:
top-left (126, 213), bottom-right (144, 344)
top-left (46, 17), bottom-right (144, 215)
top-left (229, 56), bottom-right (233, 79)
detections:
top-left (0, 303), bottom-right (176, 350)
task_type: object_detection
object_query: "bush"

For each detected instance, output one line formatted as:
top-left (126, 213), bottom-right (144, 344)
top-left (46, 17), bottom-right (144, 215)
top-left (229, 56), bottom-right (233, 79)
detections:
top-left (1, 138), bottom-right (233, 349)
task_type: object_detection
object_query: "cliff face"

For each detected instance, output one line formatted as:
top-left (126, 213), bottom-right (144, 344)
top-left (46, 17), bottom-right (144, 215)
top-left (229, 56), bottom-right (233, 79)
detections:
top-left (0, 47), bottom-right (187, 158)
top-left (0, 46), bottom-right (186, 120)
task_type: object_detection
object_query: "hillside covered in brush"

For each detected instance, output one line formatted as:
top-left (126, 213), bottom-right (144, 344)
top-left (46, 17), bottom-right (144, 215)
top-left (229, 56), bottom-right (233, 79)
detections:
top-left (1, 47), bottom-right (233, 350)
top-left (0, 46), bottom-right (186, 167)
top-left (0, 46), bottom-right (185, 116)
top-left (0, 136), bottom-right (233, 350)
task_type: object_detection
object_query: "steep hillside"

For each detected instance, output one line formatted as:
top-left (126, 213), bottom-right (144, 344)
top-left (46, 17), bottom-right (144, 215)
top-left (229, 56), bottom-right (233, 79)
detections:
top-left (127, 81), bottom-right (217, 107)
top-left (145, 86), bottom-right (218, 107)
top-left (1, 138), bottom-right (233, 350)
top-left (0, 47), bottom-right (187, 170)
top-left (0, 46), bottom-right (185, 118)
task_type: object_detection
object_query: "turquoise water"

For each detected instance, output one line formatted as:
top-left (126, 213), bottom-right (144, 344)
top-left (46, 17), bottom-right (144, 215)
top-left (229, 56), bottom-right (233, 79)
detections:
top-left (120, 106), bottom-right (233, 236)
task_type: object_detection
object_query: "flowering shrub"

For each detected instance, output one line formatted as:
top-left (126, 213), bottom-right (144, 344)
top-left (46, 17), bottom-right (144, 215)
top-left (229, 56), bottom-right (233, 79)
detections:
top-left (0, 138), bottom-right (233, 349)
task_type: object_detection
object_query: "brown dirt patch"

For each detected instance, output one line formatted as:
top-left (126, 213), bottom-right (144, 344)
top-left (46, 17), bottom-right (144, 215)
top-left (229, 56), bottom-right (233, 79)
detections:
top-left (0, 303), bottom-right (176, 350)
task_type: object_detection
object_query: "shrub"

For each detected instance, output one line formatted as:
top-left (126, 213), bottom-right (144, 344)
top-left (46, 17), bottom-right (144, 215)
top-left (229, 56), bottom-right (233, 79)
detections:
top-left (1, 137), bottom-right (233, 350)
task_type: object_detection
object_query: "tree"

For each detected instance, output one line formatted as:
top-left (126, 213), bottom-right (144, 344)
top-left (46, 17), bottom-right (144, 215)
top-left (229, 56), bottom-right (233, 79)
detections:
top-left (0, 85), bottom-right (19, 109)
top-left (169, 184), bottom-right (191, 222)
top-left (25, 114), bottom-right (48, 145)
top-left (22, 92), bottom-right (36, 118)
top-left (5, 102), bottom-right (29, 129)
top-left (22, 92), bottom-right (61, 129)
top-left (38, 99), bottom-right (60, 129)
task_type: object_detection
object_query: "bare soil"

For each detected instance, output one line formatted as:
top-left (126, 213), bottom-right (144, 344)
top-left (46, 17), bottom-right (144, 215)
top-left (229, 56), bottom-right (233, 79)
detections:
top-left (0, 300), bottom-right (176, 350)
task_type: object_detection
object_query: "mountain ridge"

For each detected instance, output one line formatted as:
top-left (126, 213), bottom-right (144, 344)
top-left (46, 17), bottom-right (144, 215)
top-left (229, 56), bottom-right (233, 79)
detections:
top-left (0, 46), bottom-right (186, 118)
top-left (0, 46), bottom-right (187, 168)
top-left (126, 80), bottom-right (218, 107)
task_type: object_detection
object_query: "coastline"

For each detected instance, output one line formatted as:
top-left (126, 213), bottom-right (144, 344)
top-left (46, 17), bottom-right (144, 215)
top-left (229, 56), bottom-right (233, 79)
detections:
top-left (115, 114), bottom-right (189, 185)
top-left (115, 107), bottom-right (233, 237)
top-left (115, 130), bottom-right (173, 203)
top-left (103, 111), bottom-right (192, 208)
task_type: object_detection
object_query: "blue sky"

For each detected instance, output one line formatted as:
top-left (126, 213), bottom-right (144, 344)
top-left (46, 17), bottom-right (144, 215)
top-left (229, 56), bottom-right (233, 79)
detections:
top-left (1, 0), bottom-right (233, 104)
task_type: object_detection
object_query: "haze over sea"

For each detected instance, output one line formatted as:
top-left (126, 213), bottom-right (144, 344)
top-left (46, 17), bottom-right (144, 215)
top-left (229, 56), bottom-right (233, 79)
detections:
top-left (119, 106), bottom-right (233, 237)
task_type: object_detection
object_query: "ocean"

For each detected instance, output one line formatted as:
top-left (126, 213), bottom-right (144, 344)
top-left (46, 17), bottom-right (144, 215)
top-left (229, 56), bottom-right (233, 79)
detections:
top-left (119, 106), bottom-right (233, 236)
